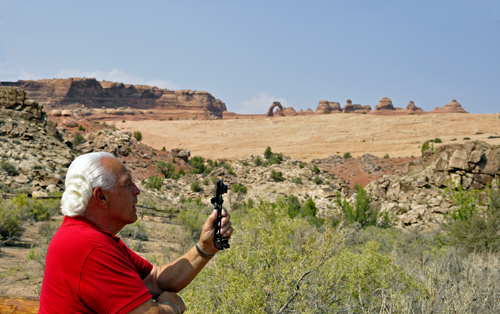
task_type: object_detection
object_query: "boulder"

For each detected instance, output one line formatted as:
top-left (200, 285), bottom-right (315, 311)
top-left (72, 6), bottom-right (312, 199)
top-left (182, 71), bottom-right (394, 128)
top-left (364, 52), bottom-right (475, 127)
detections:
top-left (406, 101), bottom-right (423, 111)
top-left (375, 97), bottom-right (394, 110)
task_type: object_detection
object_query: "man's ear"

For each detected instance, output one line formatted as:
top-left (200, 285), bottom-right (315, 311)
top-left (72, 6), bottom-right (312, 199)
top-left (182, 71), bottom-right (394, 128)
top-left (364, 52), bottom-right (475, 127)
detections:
top-left (93, 187), bottom-right (109, 209)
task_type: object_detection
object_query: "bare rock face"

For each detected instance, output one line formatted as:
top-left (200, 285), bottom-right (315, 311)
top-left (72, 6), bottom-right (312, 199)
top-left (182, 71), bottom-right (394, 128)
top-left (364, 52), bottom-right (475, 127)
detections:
top-left (282, 106), bottom-right (297, 116)
top-left (0, 87), bottom-right (43, 121)
top-left (431, 99), bottom-right (468, 113)
top-left (342, 99), bottom-right (354, 113)
top-left (0, 87), bottom-right (74, 194)
top-left (315, 100), bottom-right (341, 114)
top-left (267, 101), bottom-right (284, 117)
top-left (406, 101), bottom-right (423, 111)
top-left (364, 141), bottom-right (500, 231)
top-left (375, 97), bottom-right (394, 110)
top-left (0, 78), bottom-right (227, 118)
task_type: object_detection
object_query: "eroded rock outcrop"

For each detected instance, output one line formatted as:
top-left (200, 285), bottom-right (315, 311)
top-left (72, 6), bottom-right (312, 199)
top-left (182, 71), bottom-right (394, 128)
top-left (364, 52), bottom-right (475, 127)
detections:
top-left (0, 87), bottom-right (74, 194)
top-left (364, 141), bottom-right (500, 231)
top-left (315, 100), bottom-right (341, 114)
top-left (267, 102), bottom-right (284, 117)
top-left (375, 97), bottom-right (394, 111)
top-left (432, 99), bottom-right (468, 113)
top-left (0, 78), bottom-right (227, 117)
top-left (406, 101), bottom-right (423, 112)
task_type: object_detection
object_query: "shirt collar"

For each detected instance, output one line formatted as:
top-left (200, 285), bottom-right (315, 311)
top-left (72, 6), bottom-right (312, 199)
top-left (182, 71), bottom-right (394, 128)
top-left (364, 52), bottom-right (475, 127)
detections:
top-left (63, 215), bottom-right (121, 243)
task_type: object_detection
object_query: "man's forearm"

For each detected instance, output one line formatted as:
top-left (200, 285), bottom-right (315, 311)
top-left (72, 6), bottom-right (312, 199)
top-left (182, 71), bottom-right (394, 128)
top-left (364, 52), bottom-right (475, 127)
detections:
top-left (155, 245), bottom-right (211, 292)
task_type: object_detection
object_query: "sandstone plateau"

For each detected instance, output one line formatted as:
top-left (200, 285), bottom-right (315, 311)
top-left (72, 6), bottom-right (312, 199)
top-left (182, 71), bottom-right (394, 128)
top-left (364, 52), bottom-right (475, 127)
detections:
top-left (0, 78), bottom-right (227, 118)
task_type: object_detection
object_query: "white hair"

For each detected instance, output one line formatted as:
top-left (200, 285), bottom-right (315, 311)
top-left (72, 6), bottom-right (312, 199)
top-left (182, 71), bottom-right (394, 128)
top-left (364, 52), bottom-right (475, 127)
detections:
top-left (61, 152), bottom-right (117, 217)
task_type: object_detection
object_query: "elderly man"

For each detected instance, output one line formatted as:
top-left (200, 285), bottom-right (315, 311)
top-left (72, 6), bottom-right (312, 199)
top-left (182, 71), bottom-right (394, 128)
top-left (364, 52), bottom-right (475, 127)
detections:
top-left (39, 152), bottom-right (232, 314)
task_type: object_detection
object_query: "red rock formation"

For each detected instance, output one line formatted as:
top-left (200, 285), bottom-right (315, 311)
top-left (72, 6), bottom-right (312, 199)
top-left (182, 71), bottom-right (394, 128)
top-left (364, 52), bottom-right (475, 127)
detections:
top-left (0, 78), bottom-right (227, 117)
top-left (431, 99), bottom-right (468, 113)
top-left (282, 106), bottom-right (297, 116)
top-left (375, 97), bottom-right (394, 110)
top-left (406, 101), bottom-right (423, 112)
top-left (267, 101), bottom-right (284, 117)
top-left (315, 100), bottom-right (341, 114)
top-left (342, 99), bottom-right (354, 113)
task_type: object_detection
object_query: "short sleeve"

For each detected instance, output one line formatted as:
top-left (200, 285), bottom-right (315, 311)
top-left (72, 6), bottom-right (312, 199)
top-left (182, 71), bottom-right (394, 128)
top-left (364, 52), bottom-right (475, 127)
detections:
top-left (118, 239), bottom-right (153, 279)
top-left (78, 246), bottom-right (153, 314)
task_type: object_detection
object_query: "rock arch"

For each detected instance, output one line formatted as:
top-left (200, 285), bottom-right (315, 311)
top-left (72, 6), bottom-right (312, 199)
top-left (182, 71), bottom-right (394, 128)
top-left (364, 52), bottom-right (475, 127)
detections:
top-left (266, 101), bottom-right (284, 117)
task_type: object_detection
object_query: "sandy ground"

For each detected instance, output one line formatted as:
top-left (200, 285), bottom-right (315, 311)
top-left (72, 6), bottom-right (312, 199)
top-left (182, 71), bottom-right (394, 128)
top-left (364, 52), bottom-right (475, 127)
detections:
top-left (115, 113), bottom-right (500, 162)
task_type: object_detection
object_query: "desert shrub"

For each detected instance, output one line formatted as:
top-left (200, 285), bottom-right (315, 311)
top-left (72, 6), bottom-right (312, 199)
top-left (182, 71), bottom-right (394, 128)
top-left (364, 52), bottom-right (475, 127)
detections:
top-left (0, 199), bottom-right (25, 241)
top-left (38, 221), bottom-right (59, 242)
top-left (440, 180), bottom-right (500, 252)
top-left (78, 124), bottom-right (85, 131)
top-left (203, 179), bottom-right (209, 185)
top-left (488, 135), bottom-right (500, 139)
top-left (145, 175), bottom-right (163, 191)
top-left (336, 184), bottom-right (386, 228)
top-left (298, 162), bottom-right (304, 169)
top-left (119, 220), bottom-right (149, 241)
top-left (1, 161), bottom-right (19, 176)
top-left (343, 152), bottom-right (351, 159)
top-left (463, 137), bottom-right (471, 140)
top-left (191, 181), bottom-right (202, 192)
top-left (421, 140), bottom-right (430, 155)
top-left (263, 146), bottom-right (283, 165)
top-left (384, 153), bottom-right (390, 159)
top-left (125, 146), bottom-right (131, 152)
top-left (232, 183), bottom-right (247, 194)
top-left (177, 202), bottom-right (211, 242)
top-left (223, 163), bottom-right (234, 175)
top-left (313, 176), bottom-right (323, 185)
top-left (292, 177), bottom-right (302, 184)
top-left (434, 137), bottom-right (442, 143)
top-left (189, 156), bottom-right (206, 174)
top-left (242, 161), bottom-right (248, 166)
top-left (157, 161), bottom-right (179, 179)
top-left (182, 199), bottom-right (420, 313)
top-left (133, 131), bottom-right (143, 141)
top-left (254, 157), bottom-right (263, 166)
top-left (270, 170), bottom-right (284, 182)
top-left (65, 122), bottom-right (78, 127)
top-left (312, 165), bottom-right (320, 174)
top-left (161, 146), bottom-right (166, 151)
top-left (72, 132), bottom-right (85, 146)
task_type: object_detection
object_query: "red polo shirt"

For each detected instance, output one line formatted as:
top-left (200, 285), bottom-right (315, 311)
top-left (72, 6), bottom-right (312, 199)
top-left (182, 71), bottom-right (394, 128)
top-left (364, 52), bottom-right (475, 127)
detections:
top-left (39, 216), bottom-right (153, 314)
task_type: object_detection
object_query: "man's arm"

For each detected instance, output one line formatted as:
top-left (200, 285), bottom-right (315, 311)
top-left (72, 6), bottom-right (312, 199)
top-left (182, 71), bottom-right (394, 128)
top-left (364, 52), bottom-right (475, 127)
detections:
top-left (144, 208), bottom-right (233, 295)
top-left (128, 291), bottom-right (185, 314)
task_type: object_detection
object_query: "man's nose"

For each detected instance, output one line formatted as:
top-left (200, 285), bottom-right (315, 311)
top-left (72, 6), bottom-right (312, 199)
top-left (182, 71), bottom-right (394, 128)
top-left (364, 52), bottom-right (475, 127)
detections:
top-left (133, 183), bottom-right (141, 195)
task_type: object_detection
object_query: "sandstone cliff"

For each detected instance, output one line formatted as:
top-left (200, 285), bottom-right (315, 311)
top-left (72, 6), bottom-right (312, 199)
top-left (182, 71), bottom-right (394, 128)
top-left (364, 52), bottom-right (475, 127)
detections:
top-left (0, 78), bottom-right (227, 117)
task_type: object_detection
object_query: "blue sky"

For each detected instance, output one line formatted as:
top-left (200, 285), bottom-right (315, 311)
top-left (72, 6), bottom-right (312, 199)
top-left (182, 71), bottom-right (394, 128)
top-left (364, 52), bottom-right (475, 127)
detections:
top-left (0, 0), bottom-right (498, 114)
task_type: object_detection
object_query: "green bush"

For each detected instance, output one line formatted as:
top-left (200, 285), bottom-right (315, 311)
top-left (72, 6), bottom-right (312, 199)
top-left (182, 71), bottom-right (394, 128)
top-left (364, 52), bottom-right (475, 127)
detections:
top-left (254, 157), bottom-right (263, 166)
top-left (434, 137), bottom-right (442, 143)
top-left (313, 176), bottom-right (323, 185)
top-left (262, 146), bottom-right (283, 165)
top-left (299, 162), bottom-right (304, 169)
top-left (270, 170), bottom-right (284, 182)
top-left (232, 183), bottom-right (248, 194)
top-left (336, 184), bottom-right (386, 228)
top-left (191, 181), bottom-right (202, 192)
top-left (421, 140), bottom-right (430, 155)
top-left (292, 177), bottom-right (302, 184)
top-left (133, 131), bottom-right (143, 141)
top-left (1, 161), bottom-right (19, 176)
top-left (181, 199), bottom-right (419, 313)
top-left (463, 137), bottom-right (471, 140)
top-left (157, 161), bottom-right (179, 179)
top-left (440, 180), bottom-right (500, 252)
top-left (312, 165), bottom-right (320, 174)
top-left (125, 146), bottom-right (131, 152)
top-left (242, 161), bottom-right (248, 166)
top-left (189, 156), bottom-right (206, 174)
top-left (343, 152), bottom-right (351, 159)
top-left (72, 132), bottom-right (85, 146)
top-left (145, 175), bottom-right (163, 191)
top-left (65, 122), bottom-right (78, 127)
top-left (384, 153), bottom-right (390, 159)
top-left (78, 124), bottom-right (85, 131)
top-left (177, 202), bottom-right (211, 242)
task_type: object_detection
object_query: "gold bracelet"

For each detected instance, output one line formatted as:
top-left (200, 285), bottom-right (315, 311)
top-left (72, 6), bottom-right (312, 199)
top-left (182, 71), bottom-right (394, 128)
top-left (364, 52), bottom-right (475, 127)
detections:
top-left (195, 242), bottom-right (215, 260)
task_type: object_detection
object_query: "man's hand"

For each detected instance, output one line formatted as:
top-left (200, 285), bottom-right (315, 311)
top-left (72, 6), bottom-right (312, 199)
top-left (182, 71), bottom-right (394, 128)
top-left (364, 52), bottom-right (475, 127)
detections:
top-left (127, 292), bottom-right (185, 314)
top-left (198, 209), bottom-right (233, 256)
